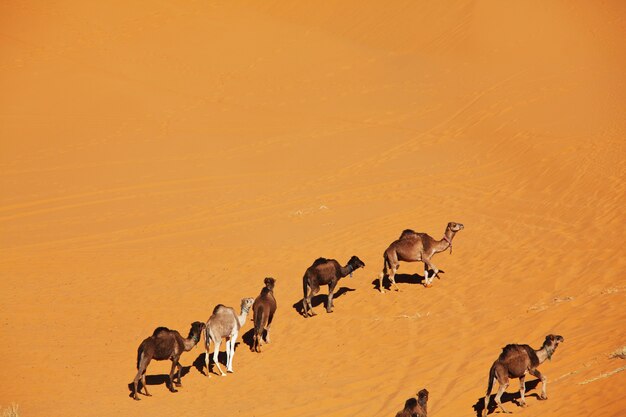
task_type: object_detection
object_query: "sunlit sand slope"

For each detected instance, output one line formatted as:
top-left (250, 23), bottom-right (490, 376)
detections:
top-left (1, 1), bottom-right (625, 416)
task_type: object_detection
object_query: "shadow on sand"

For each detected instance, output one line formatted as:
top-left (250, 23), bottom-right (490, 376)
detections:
top-left (372, 269), bottom-right (445, 291)
top-left (292, 286), bottom-right (356, 316)
top-left (472, 379), bottom-right (541, 417)
top-left (127, 343), bottom-right (244, 398)
top-left (127, 365), bottom-right (193, 399)
top-left (191, 344), bottom-right (241, 376)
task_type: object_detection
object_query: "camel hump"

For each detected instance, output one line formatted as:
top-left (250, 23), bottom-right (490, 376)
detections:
top-left (212, 304), bottom-right (226, 315)
top-left (499, 343), bottom-right (534, 360)
top-left (152, 326), bottom-right (170, 337)
top-left (399, 229), bottom-right (418, 239)
top-left (311, 257), bottom-right (330, 267)
top-left (501, 343), bottom-right (517, 352)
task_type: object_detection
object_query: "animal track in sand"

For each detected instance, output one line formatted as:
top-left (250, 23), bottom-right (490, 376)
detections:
top-left (527, 296), bottom-right (574, 312)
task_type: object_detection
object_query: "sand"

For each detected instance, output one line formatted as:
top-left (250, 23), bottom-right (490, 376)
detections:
top-left (1, 1), bottom-right (625, 416)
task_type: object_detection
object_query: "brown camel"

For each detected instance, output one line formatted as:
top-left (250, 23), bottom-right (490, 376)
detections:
top-left (204, 297), bottom-right (254, 376)
top-left (482, 334), bottom-right (564, 416)
top-left (378, 222), bottom-right (464, 292)
top-left (132, 321), bottom-right (205, 400)
top-left (395, 389), bottom-right (429, 417)
top-left (252, 277), bottom-right (277, 353)
top-left (302, 255), bottom-right (365, 317)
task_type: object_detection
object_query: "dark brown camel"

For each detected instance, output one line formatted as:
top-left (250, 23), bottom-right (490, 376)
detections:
top-left (395, 389), bottom-right (429, 417)
top-left (252, 277), bottom-right (277, 353)
top-left (379, 222), bottom-right (464, 292)
top-left (482, 334), bottom-right (564, 416)
top-left (132, 321), bottom-right (205, 400)
top-left (302, 255), bottom-right (365, 317)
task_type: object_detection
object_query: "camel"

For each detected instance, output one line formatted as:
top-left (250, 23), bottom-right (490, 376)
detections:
top-left (482, 334), bottom-right (564, 416)
top-left (204, 297), bottom-right (254, 376)
top-left (302, 255), bottom-right (365, 317)
top-left (395, 389), bottom-right (429, 417)
top-left (378, 222), bottom-right (464, 292)
top-left (132, 321), bottom-right (205, 400)
top-left (252, 277), bottom-right (277, 353)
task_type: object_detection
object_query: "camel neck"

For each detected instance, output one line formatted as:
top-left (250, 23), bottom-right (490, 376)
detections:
top-left (237, 306), bottom-right (250, 326)
top-left (183, 335), bottom-right (199, 351)
top-left (535, 345), bottom-right (554, 364)
top-left (435, 229), bottom-right (455, 253)
top-left (341, 264), bottom-right (354, 277)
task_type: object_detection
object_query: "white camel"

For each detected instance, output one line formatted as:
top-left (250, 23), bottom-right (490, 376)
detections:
top-left (204, 297), bottom-right (254, 376)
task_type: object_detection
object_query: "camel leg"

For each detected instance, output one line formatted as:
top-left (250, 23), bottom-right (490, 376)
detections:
top-left (389, 267), bottom-right (400, 291)
top-left (302, 282), bottom-right (309, 317)
top-left (303, 286), bottom-right (311, 316)
top-left (252, 334), bottom-right (257, 352)
top-left (424, 259), bottom-right (438, 286)
top-left (133, 354), bottom-right (151, 400)
top-left (224, 338), bottom-right (232, 372)
top-left (423, 265), bottom-right (430, 287)
top-left (264, 312), bottom-right (274, 343)
top-left (227, 332), bottom-right (238, 373)
top-left (141, 372), bottom-right (150, 397)
top-left (494, 381), bottom-right (510, 414)
top-left (327, 281), bottom-right (337, 313)
top-left (132, 371), bottom-right (142, 400)
top-left (379, 256), bottom-right (388, 293)
top-left (388, 267), bottom-right (400, 291)
top-left (204, 344), bottom-right (211, 377)
top-left (264, 324), bottom-right (271, 344)
top-left (174, 360), bottom-right (183, 387)
top-left (213, 338), bottom-right (226, 376)
top-left (168, 360), bottom-right (178, 392)
top-left (518, 375), bottom-right (527, 407)
top-left (530, 368), bottom-right (548, 400)
top-left (483, 376), bottom-right (496, 417)
top-left (307, 284), bottom-right (320, 316)
top-left (385, 251), bottom-right (400, 291)
top-left (251, 330), bottom-right (258, 352)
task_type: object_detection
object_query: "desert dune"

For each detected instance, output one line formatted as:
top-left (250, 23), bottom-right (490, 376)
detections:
top-left (1, 1), bottom-right (625, 416)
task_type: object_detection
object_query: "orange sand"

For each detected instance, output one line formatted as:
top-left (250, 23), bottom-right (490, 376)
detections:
top-left (1, 1), bottom-right (625, 416)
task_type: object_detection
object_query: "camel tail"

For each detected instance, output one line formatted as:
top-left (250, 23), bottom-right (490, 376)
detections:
top-left (302, 274), bottom-right (309, 303)
top-left (204, 325), bottom-right (212, 349)
top-left (381, 253), bottom-right (389, 277)
top-left (136, 346), bottom-right (143, 370)
top-left (483, 364), bottom-right (496, 416)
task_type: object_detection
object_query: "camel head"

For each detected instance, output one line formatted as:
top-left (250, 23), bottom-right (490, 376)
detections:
top-left (264, 277), bottom-right (276, 290)
top-left (188, 321), bottom-right (206, 344)
top-left (241, 297), bottom-right (255, 312)
top-left (543, 334), bottom-right (564, 350)
top-left (348, 255), bottom-right (366, 270)
top-left (447, 222), bottom-right (464, 233)
top-left (417, 388), bottom-right (429, 406)
top-left (346, 256), bottom-right (365, 277)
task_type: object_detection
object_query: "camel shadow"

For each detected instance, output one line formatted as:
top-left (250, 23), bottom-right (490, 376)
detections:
top-left (190, 344), bottom-right (241, 376)
top-left (241, 327), bottom-right (275, 350)
top-left (372, 270), bottom-right (445, 291)
top-left (127, 366), bottom-right (192, 398)
top-left (242, 328), bottom-right (255, 349)
top-left (292, 286), bottom-right (356, 316)
top-left (472, 379), bottom-right (541, 417)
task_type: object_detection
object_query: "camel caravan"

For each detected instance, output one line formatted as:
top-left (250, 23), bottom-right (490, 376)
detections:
top-left (129, 220), bottom-right (564, 416)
